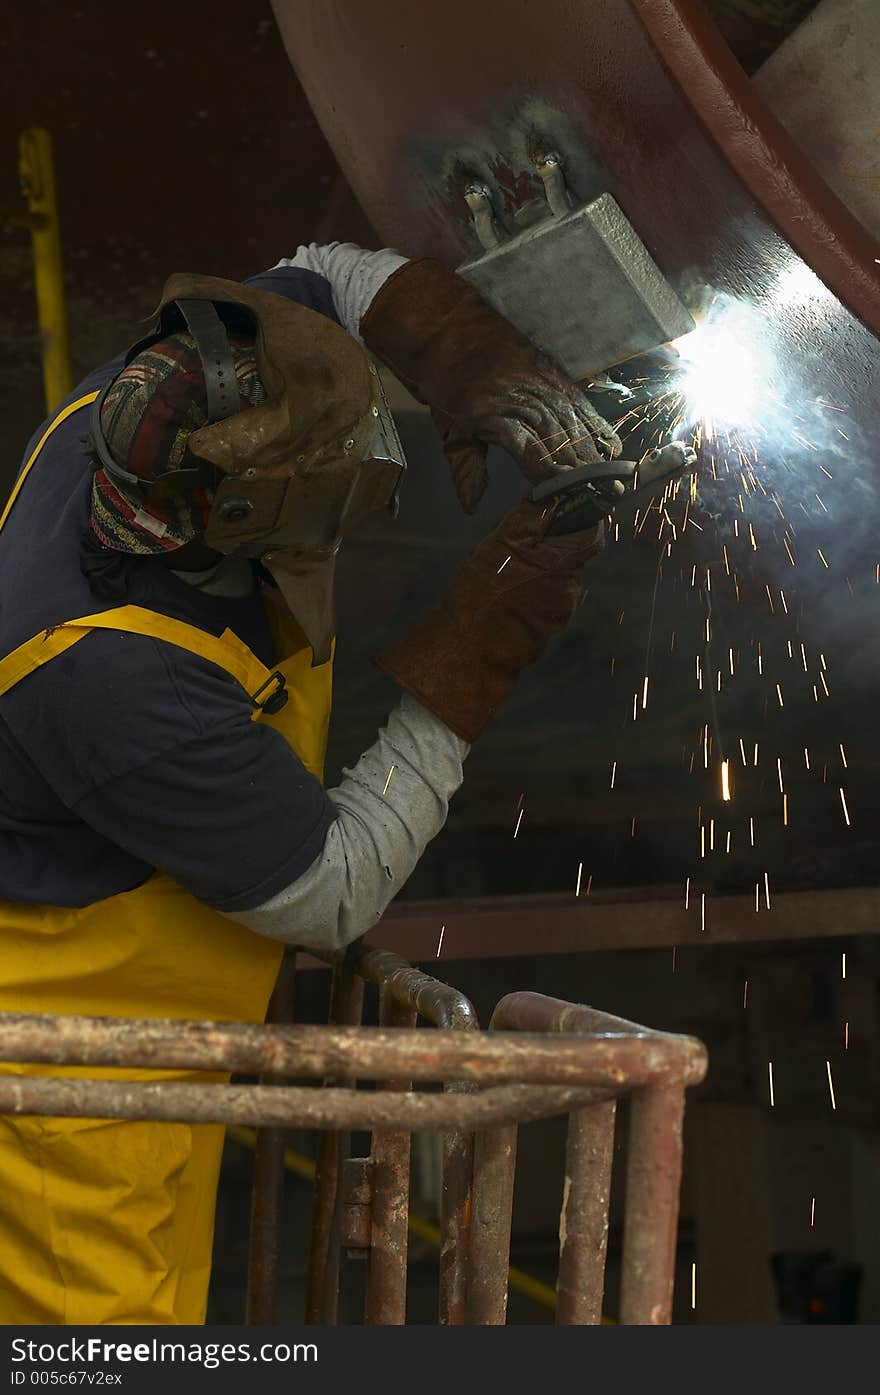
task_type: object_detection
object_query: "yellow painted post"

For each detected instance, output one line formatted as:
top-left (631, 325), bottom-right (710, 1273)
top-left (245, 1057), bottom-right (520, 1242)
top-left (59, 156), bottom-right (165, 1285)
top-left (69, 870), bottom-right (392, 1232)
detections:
top-left (18, 128), bottom-right (72, 413)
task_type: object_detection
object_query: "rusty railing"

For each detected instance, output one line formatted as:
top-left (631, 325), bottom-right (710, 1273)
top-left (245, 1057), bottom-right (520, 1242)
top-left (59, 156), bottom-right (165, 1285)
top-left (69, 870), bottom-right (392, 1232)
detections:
top-left (0, 954), bottom-right (706, 1326)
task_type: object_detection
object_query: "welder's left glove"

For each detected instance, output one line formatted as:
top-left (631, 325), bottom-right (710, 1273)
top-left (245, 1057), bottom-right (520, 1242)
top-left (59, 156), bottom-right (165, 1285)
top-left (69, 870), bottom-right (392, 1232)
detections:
top-left (360, 258), bottom-right (622, 513)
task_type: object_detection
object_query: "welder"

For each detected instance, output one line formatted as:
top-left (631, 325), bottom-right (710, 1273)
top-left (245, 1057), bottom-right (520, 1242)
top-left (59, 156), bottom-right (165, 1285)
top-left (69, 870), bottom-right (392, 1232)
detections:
top-left (0, 242), bottom-right (628, 1325)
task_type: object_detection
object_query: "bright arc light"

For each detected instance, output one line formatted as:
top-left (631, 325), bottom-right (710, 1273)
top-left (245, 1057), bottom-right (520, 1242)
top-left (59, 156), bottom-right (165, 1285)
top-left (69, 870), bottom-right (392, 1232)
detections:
top-left (670, 296), bottom-right (772, 434)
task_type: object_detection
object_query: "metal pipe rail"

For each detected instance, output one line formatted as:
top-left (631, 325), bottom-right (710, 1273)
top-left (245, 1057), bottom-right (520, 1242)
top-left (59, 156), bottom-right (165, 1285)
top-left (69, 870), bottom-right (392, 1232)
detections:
top-left (0, 963), bottom-right (707, 1326)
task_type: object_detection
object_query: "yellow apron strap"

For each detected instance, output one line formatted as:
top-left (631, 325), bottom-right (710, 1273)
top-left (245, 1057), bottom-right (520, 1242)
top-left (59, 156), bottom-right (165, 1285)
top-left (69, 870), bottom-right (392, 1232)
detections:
top-left (0, 605), bottom-right (280, 716)
top-left (0, 391), bottom-right (286, 716)
top-left (0, 391), bottom-right (100, 534)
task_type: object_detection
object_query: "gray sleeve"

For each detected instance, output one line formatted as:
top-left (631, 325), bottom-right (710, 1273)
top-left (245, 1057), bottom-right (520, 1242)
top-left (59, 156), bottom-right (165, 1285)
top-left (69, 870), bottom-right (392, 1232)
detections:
top-left (223, 693), bottom-right (469, 951)
top-left (273, 242), bottom-right (409, 342)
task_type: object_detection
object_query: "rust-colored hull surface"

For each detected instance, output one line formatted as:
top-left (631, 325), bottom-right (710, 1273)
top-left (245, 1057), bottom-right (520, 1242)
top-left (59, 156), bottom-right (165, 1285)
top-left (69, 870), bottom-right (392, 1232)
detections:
top-left (272, 0), bottom-right (879, 357)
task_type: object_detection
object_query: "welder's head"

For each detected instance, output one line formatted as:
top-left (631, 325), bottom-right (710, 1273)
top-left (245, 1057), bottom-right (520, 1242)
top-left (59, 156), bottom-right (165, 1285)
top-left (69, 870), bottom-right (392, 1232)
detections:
top-left (87, 273), bottom-right (406, 664)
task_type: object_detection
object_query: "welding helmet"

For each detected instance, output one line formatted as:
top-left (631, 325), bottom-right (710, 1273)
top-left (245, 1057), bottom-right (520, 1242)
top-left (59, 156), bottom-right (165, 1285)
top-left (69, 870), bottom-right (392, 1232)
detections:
top-left (89, 272), bottom-right (406, 665)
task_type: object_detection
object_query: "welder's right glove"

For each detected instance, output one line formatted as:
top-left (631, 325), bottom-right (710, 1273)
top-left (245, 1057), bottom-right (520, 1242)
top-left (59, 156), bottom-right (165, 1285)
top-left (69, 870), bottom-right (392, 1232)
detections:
top-left (375, 501), bottom-right (604, 743)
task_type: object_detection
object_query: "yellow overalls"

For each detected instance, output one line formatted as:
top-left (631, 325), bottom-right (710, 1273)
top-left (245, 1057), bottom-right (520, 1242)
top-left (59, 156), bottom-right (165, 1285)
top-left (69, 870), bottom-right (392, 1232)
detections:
top-left (0, 393), bottom-right (333, 1324)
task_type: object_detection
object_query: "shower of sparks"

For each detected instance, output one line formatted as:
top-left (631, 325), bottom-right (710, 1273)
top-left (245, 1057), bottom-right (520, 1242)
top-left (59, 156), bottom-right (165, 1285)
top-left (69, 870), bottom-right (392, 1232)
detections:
top-left (382, 765), bottom-right (396, 795)
top-left (825, 1060), bottom-right (837, 1111)
top-left (436, 924), bottom-right (446, 957)
top-left (768, 1060), bottom-right (775, 1108)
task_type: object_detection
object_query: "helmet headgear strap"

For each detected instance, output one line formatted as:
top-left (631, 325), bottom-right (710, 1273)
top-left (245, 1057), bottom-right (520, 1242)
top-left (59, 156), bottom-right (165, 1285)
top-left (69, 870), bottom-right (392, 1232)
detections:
top-left (87, 298), bottom-right (241, 496)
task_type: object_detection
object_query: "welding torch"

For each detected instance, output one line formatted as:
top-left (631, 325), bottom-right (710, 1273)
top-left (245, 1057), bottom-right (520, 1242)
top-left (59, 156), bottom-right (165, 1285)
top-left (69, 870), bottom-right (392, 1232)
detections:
top-left (532, 440), bottom-right (697, 534)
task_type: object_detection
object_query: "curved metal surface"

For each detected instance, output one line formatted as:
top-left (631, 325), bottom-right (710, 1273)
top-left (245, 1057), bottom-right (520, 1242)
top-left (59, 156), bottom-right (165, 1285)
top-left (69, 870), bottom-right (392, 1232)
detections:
top-left (271, 0), bottom-right (879, 349)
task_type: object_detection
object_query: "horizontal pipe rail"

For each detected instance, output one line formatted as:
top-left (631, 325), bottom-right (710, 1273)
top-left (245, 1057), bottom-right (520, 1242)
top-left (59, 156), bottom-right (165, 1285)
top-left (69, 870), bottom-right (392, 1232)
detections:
top-left (0, 1012), bottom-right (707, 1087)
top-left (0, 1077), bottom-right (613, 1130)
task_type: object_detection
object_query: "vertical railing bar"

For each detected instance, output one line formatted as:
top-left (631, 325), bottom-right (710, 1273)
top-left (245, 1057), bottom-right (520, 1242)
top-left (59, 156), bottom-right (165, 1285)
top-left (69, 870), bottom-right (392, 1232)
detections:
top-left (364, 990), bottom-right (416, 1325)
top-left (244, 950), bottom-right (298, 1324)
top-left (465, 1123), bottom-right (518, 1324)
top-left (305, 948), bottom-right (364, 1324)
top-left (556, 1099), bottom-right (617, 1325)
top-left (619, 1082), bottom-right (687, 1325)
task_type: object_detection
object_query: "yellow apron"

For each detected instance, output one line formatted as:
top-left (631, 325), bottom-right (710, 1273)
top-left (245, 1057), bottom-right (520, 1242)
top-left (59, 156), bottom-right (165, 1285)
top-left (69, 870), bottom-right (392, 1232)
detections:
top-left (0, 394), bottom-right (333, 1324)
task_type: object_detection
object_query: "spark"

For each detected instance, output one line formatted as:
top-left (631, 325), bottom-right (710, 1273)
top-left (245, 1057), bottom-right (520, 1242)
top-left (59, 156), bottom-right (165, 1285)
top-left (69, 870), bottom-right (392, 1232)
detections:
top-left (691, 1262), bottom-right (697, 1311)
top-left (845, 1022), bottom-right (849, 1050)
top-left (382, 765), bottom-right (396, 795)
top-left (768, 1060), bottom-right (775, 1107)
top-left (783, 793), bottom-right (789, 827)
top-left (764, 872), bottom-right (771, 910)
top-left (804, 747), bottom-right (810, 770)
top-left (841, 951), bottom-right (846, 980)
top-left (825, 1060), bottom-right (837, 1110)
top-left (672, 945), bottom-right (677, 972)
top-left (685, 877), bottom-right (690, 910)
top-left (576, 862), bottom-right (583, 897)
top-left (839, 743), bottom-right (848, 769)
top-left (701, 893), bottom-right (706, 933)
top-left (819, 464), bottom-right (833, 479)
top-left (750, 816), bottom-right (755, 847)
top-left (721, 759), bottom-right (731, 802)
top-left (839, 787), bottom-right (851, 826)
top-left (610, 761), bottom-right (617, 789)
top-left (496, 555), bottom-right (511, 574)
top-left (777, 758), bottom-right (784, 793)
top-left (755, 882), bottom-right (760, 913)
top-left (513, 808), bottom-right (524, 838)
top-left (810, 1197), bottom-right (816, 1228)
top-left (776, 683), bottom-right (784, 708)
top-left (642, 675), bottom-right (649, 710)
top-left (436, 924), bottom-right (446, 957)
top-left (743, 979), bottom-right (748, 1008)
top-left (817, 548), bottom-right (829, 569)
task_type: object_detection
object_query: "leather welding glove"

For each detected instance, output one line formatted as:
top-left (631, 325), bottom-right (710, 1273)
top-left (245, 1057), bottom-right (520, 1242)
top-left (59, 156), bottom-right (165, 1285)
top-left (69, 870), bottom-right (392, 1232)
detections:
top-left (359, 258), bottom-right (622, 513)
top-left (375, 500), bottom-right (604, 743)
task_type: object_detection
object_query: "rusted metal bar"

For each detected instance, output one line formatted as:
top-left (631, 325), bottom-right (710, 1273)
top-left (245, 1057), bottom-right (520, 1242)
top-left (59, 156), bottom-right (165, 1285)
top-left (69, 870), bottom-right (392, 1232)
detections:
top-left (439, 1089), bottom-right (475, 1326)
top-left (0, 1012), bottom-right (706, 1087)
top-left (306, 950), bottom-right (364, 1325)
top-left (347, 884), bottom-right (880, 963)
top-left (556, 1100), bottom-right (617, 1325)
top-left (490, 992), bottom-right (705, 1326)
top-left (245, 950), bottom-right (297, 1325)
top-left (364, 991), bottom-right (416, 1325)
top-left (466, 1124), bottom-right (518, 1324)
top-left (351, 944), bottom-right (481, 1326)
top-left (619, 1082), bottom-right (687, 1325)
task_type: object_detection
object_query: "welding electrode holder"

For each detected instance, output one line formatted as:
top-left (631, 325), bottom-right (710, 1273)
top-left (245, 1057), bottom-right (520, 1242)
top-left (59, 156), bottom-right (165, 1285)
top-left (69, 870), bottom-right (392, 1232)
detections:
top-left (534, 440), bottom-right (697, 535)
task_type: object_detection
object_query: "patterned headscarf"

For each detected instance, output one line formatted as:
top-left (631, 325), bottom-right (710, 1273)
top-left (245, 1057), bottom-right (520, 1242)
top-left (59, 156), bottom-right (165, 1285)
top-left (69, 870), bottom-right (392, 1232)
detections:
top-left (88, 330), bottom-right (265, 555)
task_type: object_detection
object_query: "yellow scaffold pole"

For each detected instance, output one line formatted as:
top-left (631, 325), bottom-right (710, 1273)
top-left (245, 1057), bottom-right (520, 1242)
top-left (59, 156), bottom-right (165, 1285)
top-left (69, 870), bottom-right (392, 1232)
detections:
top-left (17, 128), bottom-right (72, 413)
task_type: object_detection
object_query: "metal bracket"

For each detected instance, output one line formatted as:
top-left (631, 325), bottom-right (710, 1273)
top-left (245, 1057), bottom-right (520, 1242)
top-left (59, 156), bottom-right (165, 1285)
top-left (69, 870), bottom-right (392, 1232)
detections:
top-left (341, 1155), bottom-right (374, 1256)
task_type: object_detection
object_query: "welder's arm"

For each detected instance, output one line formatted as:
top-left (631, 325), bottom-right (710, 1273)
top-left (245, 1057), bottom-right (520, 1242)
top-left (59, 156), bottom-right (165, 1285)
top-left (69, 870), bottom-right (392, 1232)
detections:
top-left (273, 241), bottom-right (409, 343)
top-left (223, 694), bottom-right (467, 951)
